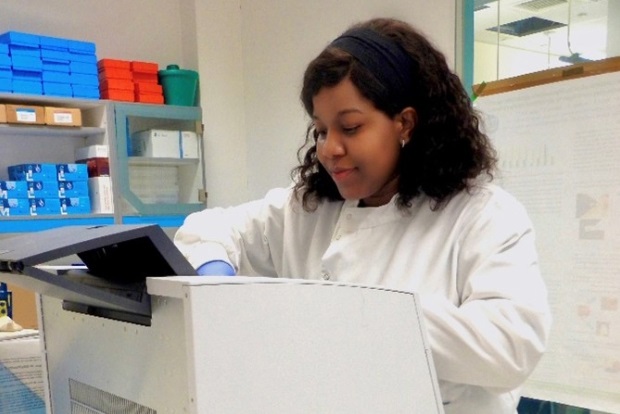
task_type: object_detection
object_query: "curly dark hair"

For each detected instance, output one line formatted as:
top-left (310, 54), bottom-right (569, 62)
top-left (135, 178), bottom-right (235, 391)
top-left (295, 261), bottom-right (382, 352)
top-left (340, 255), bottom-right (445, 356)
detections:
top-left (291, 17), bottom-right (497, 211)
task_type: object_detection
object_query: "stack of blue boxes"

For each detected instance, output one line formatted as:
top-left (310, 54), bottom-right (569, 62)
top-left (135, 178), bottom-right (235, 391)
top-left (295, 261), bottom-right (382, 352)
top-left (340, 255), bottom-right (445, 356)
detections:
top-left (0, 31), bottom-right (99, 99)
top-left (0, 163), bottom-right (91, 216)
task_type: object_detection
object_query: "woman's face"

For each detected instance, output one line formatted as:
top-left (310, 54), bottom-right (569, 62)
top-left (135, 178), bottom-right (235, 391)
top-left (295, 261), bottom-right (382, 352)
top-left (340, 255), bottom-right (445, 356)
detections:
top-left (313, 77), bottom-right (413, 207)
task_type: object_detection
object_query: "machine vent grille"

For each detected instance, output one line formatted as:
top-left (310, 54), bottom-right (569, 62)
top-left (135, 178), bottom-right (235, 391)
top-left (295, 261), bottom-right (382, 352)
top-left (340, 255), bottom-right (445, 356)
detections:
top-left (516, 0), bottom-right (567, 11)
top-left (69, 379), bottom-right (157, 414)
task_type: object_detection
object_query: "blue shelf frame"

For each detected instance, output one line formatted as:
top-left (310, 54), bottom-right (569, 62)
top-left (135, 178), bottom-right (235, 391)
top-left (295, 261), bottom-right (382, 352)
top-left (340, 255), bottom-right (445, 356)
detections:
top-left (0, 215), bottom-right (114, 233)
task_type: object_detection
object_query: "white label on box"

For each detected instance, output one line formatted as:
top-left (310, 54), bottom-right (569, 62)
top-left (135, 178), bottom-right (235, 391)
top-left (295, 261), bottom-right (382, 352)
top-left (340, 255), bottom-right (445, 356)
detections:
top-left (53, 112), bottom-right (73, 124)
top-left (16, 109), bottom-right (36, 122)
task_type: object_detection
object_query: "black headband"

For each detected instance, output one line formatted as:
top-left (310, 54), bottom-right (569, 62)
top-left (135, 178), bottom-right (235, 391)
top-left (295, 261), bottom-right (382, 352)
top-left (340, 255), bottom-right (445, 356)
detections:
top-left (329, 27), bottom-right (415, 96)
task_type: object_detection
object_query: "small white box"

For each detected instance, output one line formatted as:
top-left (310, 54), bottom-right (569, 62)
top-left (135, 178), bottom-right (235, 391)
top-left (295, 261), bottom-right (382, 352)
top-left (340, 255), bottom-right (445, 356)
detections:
top-left (180, 131), bottom-right (199, 159)
top-left (75, 145), bottom-right (109, 161)
top-left (131, 129), bottom-right (180, 158)
top-left (88, 177), bottom-right (113, 214)
top-left (131, 129), bottom-right (199, 159)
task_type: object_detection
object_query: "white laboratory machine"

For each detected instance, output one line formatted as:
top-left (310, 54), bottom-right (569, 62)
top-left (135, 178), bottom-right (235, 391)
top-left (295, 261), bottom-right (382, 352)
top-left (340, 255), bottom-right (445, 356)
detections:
top-left (0, 224), bottom-right (444, 414)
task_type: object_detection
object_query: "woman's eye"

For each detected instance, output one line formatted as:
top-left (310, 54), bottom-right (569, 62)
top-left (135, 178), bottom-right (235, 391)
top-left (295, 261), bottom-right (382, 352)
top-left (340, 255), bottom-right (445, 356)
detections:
top-left (343, 126), bottom-right (359, 135)
top-left (315, 130), bottom-right (326, 140)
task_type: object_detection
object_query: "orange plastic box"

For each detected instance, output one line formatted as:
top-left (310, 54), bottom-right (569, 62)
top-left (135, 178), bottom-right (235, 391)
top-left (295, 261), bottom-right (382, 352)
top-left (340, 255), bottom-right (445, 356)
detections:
top-left (135, 82), bottom-right (162, 94)
top-left (131, 61), bottom-right (158, 74)
top-left (101, 89), bottom-right (134, 102)
top-left (133, 72), bottom-right (158, 83)
top-left (99, 68), bottom-right (132, 81)
top-left (101, 78), bottom-right (134, 91)
top-left (98, 58), bottom-right (131, 71)
top-left (135, 93), bottom-right (164, 104)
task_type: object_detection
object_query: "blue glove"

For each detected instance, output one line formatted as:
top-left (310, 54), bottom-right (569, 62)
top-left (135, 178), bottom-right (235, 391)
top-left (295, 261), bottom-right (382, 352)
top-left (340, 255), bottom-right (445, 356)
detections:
top-left (196, 260), bottom-right (236, 276)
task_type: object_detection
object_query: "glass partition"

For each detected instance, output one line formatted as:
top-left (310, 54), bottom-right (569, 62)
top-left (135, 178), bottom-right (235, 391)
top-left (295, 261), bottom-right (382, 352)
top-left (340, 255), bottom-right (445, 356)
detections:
top-left (466, 0), bottom-right (617, 87)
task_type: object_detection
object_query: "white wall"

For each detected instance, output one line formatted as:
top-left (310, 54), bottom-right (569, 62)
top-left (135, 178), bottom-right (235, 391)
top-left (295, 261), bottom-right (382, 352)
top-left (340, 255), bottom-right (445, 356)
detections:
top-left (0, 0), bottom-right (457, 207)
top-left (196, 0), bottom-right (457, 205)
top-left (0, 1), bottom-right (193, 67)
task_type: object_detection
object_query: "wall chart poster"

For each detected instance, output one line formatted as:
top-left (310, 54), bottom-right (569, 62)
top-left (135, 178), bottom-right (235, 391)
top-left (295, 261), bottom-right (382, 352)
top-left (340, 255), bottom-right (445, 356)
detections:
top-left (476, 70), bottom-right (620, 413)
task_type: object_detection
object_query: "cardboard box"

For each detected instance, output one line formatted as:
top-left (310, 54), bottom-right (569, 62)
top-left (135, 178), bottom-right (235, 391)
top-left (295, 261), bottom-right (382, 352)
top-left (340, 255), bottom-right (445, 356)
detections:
top-left (44, 106), bottom-right (82, 127)
top-left (0, 104), bottom-right (6, 123)
top-left (3, 284), bottom-right (37, 329)
top-left (5, 104), bottom-right (45, 125)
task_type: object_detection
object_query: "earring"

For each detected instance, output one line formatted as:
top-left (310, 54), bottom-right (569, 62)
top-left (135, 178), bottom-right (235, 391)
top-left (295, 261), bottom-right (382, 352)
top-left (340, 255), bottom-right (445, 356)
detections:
top-left (401, 139), bottom-right (405, 148)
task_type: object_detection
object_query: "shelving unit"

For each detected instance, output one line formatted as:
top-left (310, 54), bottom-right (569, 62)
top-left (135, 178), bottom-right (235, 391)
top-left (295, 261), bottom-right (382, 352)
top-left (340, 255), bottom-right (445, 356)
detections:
top-left (0, 93), bottom-right (207, 234)
top-left (112, 102), bottom-right (206, 227)
top-left (0, 93), bottom-right (113, 234)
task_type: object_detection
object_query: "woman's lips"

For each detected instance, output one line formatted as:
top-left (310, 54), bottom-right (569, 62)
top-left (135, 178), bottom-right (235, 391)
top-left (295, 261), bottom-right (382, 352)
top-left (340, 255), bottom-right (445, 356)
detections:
top-left (331, 168), bottom-right (355, 182)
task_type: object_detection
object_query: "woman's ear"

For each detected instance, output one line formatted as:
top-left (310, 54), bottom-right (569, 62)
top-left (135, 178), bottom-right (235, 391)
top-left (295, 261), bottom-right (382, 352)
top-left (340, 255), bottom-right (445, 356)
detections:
top-left (396, 107), bottom-right (416, 144)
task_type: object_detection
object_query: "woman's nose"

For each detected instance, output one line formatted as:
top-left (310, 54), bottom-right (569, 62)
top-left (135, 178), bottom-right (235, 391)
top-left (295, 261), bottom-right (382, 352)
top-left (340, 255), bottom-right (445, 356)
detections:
top-left (319, 131), bottom-right (345, 158)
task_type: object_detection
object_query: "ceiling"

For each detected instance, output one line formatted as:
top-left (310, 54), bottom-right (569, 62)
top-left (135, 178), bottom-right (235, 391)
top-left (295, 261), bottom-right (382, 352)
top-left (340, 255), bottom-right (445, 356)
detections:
top-left (474, 0), bottom-right (609, 61)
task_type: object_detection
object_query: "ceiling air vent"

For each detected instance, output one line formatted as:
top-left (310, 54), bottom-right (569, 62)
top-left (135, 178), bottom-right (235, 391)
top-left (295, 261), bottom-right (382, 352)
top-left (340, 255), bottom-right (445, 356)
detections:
top-left (516, 0), bottom-right (567, 12)
top-left (487, 16), bottom-right (566, 37)
top-left (474, 0), bottom-right (497, 11)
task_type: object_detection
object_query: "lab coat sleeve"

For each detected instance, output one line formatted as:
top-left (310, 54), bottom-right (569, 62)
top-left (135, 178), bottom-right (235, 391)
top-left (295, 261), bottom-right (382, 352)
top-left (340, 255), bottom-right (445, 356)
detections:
top-left (420, 190), bottom-right (552, 392)
top-left (173, 187), bottom-right (291, 276)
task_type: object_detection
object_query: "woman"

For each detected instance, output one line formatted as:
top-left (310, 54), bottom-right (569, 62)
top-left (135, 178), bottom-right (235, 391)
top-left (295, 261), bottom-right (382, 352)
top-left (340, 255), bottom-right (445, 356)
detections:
top-left (174, 17), bottom-right (551, 413)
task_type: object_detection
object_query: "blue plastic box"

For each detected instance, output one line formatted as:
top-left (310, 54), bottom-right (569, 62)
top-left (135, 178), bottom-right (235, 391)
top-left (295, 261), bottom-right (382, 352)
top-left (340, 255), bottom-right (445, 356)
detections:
top-left (43, 82), bottom-right (73, 97)
top-left (11, 55), bottom-right (43, 72)
top-left (0, 77), bottom-right (10, 92)
top-left (71, 73), bottom-right (98, 86)
top-left (0, 54), bottom-right (10, 68)
top-left (0, 31), bottom-right (40, 47)
top-left (0, 181), bottom-right (28, 199)
top-left (70, 61), bottom-right (97, 75)
top-left (42, 59), bottom-right (71, 73)
top-left (67, 39), bottom-right (95, 54)
top-left (9, 44), bottom-right (40, 58)
top-left (60, 196), bottom-right (91, 214)
top-left (72, 85), bottom-right (100, 99)
top-left (41, 49), bottom-right (71, 62)
top-left (70, 53), bottom-right (97, 64)
top-left (12, 79), bottom-right (43, 95)
top-left (42, 71), bottom-right (71, 83)
top-left (56, 163), bottom-right (88, 181)
top-left (0, 44), bottom-right (8, 54)
top-left (39, 35), bottom-right (69, 51)
top-left (8, 163), bottom-right (57, 181)
top-left (13, 70), bottom-right (42, 82)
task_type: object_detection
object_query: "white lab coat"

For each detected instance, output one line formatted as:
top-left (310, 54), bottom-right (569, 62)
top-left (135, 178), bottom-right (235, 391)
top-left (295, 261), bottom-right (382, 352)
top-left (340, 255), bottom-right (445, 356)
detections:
top-left (174, 183), bottom-right (551, 414)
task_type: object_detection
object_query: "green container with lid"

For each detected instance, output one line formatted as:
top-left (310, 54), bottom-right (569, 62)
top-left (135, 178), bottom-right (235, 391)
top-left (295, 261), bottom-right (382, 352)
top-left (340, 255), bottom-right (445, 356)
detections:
top-left (158, 64), bottom-right (199, 106)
